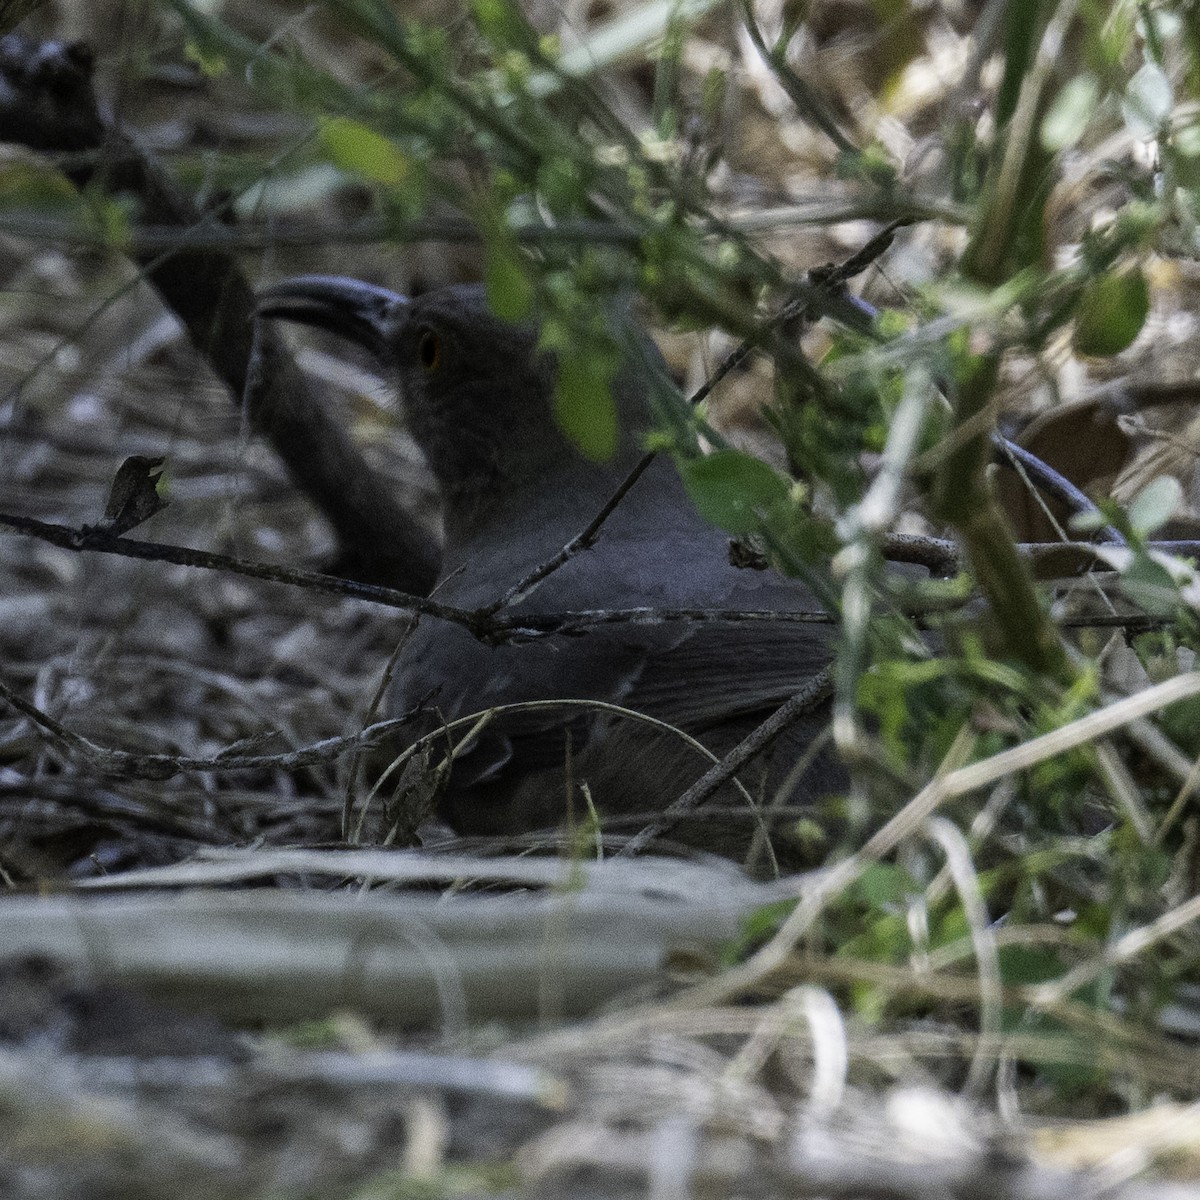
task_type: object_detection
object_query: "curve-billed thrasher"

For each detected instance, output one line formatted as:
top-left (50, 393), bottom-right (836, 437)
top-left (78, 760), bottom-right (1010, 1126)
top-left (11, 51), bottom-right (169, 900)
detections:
top-left (258, 276), bottom-right (843, 865)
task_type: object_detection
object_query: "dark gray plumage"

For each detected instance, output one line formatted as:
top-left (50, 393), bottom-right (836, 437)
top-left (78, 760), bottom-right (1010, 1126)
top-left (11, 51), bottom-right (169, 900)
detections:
top-left (257, 277), bottom-right (842, 864)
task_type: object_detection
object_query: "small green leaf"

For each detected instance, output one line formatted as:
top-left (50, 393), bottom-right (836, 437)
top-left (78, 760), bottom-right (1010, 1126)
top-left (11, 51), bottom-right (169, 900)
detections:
top-left (1119, 555), bottom-right (1181, 615)
top-left (94, 196), bottom-right (133, 252)
top-left (855, 863), bottom-right (914, 908)
top-left (1041, 74), bottom-right (1101, 152)
top-left (471, 0), bottom-right (532, 49)
top-left (700, 66), bottom-right (727, 123)
top-left (1176, 120), bottom-right (1200, 159)
top-left (484, 239), bottom-right (534, 322)
top-left (1127, 477), bottom-right (1181, 537)
top-left (1122, 62), bottom-right (1172, 138)
top-left (0, 160), bottom-right (80, 210)
top-left (679, 449), bottom-right (789, 535)
top-left (554, 347), bottom-right (618, 461)
top-left (317, 117), bottom-right (409, 186)
top-left (725, 898), bottom-right (796, 962)
top-left (1069, 509), bottom-right (1108, 534)
top-left (1073, 266), bottom-right (1149, 356)
top-left (183, 38), bottom-right (228, 79)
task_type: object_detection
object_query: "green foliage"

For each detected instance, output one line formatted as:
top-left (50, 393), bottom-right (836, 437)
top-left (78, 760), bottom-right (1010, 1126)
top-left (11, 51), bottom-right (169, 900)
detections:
top-left (0, 158), bottom-right (86, 215)
top-left (479, 194), bottom-right (536, 322)
top-left (1040, 73), bottom-right (1102, 152)
top-left (551, 337), bottom-right (620, 462)
top-left (679, 450), bottom-right (790, 535)
top-left (317, 117), bottom-right (413, 186)
top-left (1073, 264), bottom-right (1151, 355)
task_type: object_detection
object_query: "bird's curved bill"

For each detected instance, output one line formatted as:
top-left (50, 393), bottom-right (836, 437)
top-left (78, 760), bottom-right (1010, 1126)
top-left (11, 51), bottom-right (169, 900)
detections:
top-left (255, 275), bottom-right (409, 360)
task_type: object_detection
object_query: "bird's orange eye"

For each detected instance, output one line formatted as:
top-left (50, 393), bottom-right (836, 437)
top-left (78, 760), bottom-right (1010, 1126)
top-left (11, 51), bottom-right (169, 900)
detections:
top-left (418, 328), bottom-right (442, 372)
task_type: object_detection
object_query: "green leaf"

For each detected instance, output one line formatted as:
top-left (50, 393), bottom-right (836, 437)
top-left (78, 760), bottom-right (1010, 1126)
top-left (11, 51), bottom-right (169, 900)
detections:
top-left (1073, 266), bottom-right (1149, 356)
top-left (1069, 509), bottom-right (1108, 534)
top-left (854, 863), bottom-right (914, 909)
top-left (184, 38), bottom-right (228, 78)
top-left (1176, 120), bottom-right (1200, 159)
top-left (729, 898), bottom-right (797, 961)
top-left (1041, 74), bottom-right (1100, 152)
top-left (679, 450), bottom-right (789, 535)
top-left (317, 117), bottom-right (410, 186)
top-left (471, 0), bottom-right (533, 49)
top-left (700, 66), bottom-right (727, 124)
top-left (1126, 477), bottom-right (1181, 537)
top-left (484, 238), bottom-right (534, 322)
top-left (0, 160), bottom-right (81, 211)
top-left (1119, 555), bottom-right (1182, 615)
top-left (94, 195), bottom-right (133, 251)
top-left (554, 347), bottom-right (618, 461)
top-left (1122, 62), bottom-right (1172, 138)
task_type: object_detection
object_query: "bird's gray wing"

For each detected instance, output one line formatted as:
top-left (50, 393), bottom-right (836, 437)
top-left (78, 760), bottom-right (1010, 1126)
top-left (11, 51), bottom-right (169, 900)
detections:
top-left (397, 597), bottom-right (832, 791)
top-left (619, 613), bottom-right (833, 730)
top-left (394, 618), bottom-right (653, 786)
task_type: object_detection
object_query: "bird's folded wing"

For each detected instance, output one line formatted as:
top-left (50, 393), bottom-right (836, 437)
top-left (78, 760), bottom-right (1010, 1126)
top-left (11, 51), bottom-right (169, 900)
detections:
top-left (618, 615), bottom-right (834, 730)
top-left (419, 613), bottom-right (833, 789)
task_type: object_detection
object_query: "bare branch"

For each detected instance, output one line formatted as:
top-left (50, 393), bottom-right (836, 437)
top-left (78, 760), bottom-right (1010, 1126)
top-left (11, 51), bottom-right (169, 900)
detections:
top-left (0, 674), bottom-right (418, 780)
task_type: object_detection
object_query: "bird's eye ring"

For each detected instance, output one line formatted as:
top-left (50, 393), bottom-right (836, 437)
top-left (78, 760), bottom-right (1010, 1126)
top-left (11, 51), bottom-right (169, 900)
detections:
top-left (418, 328), bottom-right (442, 373)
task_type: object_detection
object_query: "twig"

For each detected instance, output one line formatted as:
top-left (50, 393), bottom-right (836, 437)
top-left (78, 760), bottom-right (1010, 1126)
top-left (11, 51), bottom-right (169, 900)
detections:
top-left (0, 510), bottom-right (468, 624)
top-left (0, 506), bottom-right (844, 635)
top-left (879, 532), bottom-right (960, 576)
top-left (739, 0), bottom-right (859, 156)
top-left (995, 436), bottom-right (1126, 545)
top-left (0, 674), bottom-right (417, 780)
top-left (7, 510), bottom-right (1200, 640)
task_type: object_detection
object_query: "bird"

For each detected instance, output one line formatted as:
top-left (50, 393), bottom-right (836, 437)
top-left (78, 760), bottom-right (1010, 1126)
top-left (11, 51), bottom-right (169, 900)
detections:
top-left (256, 276), bottom-right (844, 868)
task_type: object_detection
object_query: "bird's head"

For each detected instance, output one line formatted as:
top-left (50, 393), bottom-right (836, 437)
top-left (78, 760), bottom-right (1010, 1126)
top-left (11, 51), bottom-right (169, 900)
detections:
top-left (257, 275), bottom-right (647, 533)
